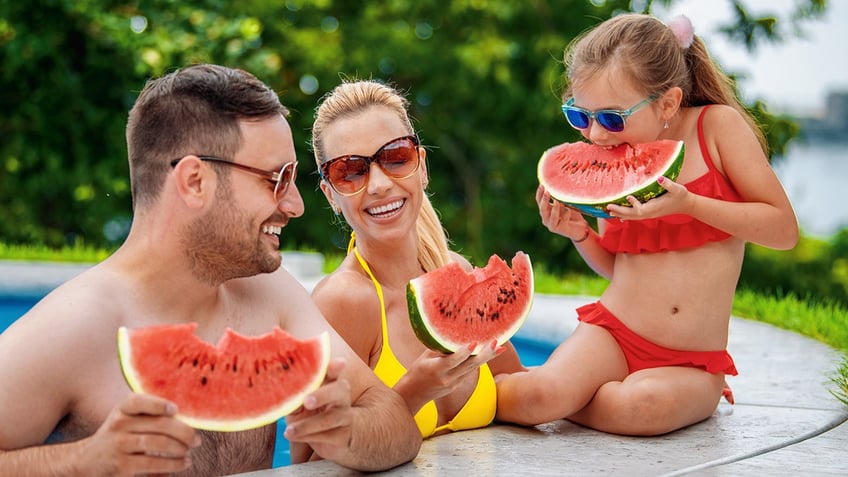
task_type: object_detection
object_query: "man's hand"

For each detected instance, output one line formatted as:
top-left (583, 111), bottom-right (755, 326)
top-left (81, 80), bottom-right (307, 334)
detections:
top-left (284, 358), bottom-right (354, 460)
top-left (82, 393), bottom-right (199, 477)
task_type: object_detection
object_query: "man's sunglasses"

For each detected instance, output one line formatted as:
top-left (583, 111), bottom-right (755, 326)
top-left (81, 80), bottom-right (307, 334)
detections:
top-left (170, 156), bottom-right (297, 202)
top-left (561, 94), bottom-right (658, 133)
top-left (319, 135), bottom-right (421, 196)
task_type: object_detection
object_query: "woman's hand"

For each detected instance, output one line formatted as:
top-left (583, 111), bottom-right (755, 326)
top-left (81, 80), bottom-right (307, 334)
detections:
top-left (397, 341), bottom-right (501, 414)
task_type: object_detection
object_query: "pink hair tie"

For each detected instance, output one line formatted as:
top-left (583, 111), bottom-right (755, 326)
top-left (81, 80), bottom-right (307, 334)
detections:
top-left (668, 15), bottom-right (695, 49)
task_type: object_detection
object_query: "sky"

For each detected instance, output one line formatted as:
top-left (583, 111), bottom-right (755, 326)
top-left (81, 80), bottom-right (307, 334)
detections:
top-left (655, 0), bottom-right (848, 115)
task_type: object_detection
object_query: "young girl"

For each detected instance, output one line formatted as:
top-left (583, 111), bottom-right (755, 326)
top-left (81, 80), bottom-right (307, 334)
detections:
top-left (310, 79), bottom-right (525, 438)
top-left (496, 13), bottom-right (798, 435)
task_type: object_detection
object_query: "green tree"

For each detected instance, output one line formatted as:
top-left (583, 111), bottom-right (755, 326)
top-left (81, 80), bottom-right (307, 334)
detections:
top-left (0, 0), bottom-right (827, 272)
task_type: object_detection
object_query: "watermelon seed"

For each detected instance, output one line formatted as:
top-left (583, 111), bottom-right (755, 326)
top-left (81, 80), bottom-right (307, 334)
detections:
top-left (248, 377), bottom-right (254, 388)
top-left (192, 358), bottom-right (198, 367)
top-left (232, 356), bottom-right (238, 372)
top-left (201, 376), bottom-right (207, 385)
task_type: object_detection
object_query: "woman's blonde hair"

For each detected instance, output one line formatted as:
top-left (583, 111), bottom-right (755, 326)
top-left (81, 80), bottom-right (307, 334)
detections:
top-left (312, 79), bottom-right (451, 271)
top-left (564, 13), bottom-right (766, 152)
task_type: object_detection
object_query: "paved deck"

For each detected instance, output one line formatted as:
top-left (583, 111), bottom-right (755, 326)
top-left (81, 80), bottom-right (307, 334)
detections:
top-left (2, 255), bottom-right (846, 476)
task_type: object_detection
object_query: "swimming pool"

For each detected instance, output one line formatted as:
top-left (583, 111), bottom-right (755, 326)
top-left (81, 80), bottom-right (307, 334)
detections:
top-left (1, 295), bottom-right (555, 467)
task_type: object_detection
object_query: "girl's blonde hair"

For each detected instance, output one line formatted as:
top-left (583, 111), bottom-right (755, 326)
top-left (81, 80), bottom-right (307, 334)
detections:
top-left (312, 79), bottom-right (451, 271)
top-left (564, 13), bottom-right (766, 152)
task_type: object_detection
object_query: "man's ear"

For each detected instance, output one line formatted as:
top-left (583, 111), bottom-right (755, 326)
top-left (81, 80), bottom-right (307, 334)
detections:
top-left (172, 155), bottom-right (208, 208)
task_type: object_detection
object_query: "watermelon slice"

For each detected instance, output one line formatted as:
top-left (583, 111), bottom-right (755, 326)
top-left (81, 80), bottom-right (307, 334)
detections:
top-left (117, 323), bottom-right (330, 432)
top-left (407, 251), bottom-right (533, 354)
top-left (538, 139), bottom-right (685, 218)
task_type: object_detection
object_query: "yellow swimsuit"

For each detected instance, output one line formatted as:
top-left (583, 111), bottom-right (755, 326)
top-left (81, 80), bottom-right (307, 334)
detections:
top-left (352, 247), bottom-right (497, 438)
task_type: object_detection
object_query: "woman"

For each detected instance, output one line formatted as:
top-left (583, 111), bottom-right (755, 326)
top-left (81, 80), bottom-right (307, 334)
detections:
top-left (310, 79), bottom-right (525, 438)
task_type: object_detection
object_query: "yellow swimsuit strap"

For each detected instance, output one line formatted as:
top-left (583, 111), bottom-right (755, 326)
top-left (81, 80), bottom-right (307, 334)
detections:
top-left (350, 239), bottom-right (440, 437)
top-left (351, 245), bottom-right (391, 352)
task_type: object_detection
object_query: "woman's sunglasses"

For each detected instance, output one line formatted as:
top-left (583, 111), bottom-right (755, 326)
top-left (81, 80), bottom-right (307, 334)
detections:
top-left (319, 135), bottom-right (421, 196)
top-left (561, 94), bottom-right (658, 133)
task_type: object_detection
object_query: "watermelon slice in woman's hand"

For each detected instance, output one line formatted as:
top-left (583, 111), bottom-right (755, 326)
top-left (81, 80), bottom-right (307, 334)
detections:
top-left (407, 251), bottom-right (533, 355)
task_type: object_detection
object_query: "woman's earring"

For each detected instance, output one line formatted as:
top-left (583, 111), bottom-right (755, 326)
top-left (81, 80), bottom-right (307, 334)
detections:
top-left (663, 120), bottom-right (669, 129)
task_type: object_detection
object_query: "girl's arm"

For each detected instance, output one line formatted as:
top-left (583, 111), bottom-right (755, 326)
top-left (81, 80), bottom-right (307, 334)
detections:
top-left (608, 105), bottom-right (798, 250)
top-left (695, 105), bottom-right (799, 249)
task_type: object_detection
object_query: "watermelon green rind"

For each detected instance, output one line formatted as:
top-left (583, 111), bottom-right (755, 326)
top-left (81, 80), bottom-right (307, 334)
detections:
top-left (117, 325), bottom-right (331, 432)
top-left (407, 284), bottom-right (453, 354)
top-left (407, 252), bottom-right (534, 355)
top-left (538, 140), bottom-right (685, 218)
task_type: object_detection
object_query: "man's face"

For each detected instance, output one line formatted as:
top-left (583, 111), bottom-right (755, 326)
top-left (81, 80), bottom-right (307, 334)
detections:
top-left (183, 115), bottom-right (304, 284)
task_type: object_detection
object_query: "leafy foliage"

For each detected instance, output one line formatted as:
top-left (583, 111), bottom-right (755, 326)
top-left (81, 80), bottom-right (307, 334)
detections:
top-left (740, 229), bottom-right (848, 308)
top-left (0, 0), bottom-right (829, 274)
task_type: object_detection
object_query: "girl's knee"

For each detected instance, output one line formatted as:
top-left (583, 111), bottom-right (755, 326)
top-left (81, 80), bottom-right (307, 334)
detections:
top-left (617, 374), bottom-right (721, 435)
top-left (497, 372), bottom-right (566, 425)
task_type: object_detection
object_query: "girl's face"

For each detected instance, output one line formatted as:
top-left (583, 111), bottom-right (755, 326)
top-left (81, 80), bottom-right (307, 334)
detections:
top-left (319, 106), bottom-right (428, 245)
top-left (568, 68), bottom-right (666, 147)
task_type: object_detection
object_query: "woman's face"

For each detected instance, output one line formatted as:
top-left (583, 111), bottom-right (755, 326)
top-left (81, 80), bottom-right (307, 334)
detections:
top-left (319, 106), bottom-right (427, 245)
top-left (569, 67), bottom-right (666, 147)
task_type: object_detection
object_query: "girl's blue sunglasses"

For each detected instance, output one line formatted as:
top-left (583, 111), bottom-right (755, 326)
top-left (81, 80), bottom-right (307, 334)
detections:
top-left (561, 94), bottom-right (658, 133)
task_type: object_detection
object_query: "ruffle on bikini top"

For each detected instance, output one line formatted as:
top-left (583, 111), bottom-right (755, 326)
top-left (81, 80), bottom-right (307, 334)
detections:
top-left (598, 167), bottom-right (742, 254)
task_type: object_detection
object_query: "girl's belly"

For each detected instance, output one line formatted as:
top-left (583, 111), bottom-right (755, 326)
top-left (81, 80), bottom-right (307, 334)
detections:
top-left (600, 239), bottom-right (744, 350)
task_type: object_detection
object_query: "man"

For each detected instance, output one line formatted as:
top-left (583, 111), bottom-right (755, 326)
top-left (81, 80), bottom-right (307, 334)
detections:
top-left (0, 64), bottom-right (421, 476)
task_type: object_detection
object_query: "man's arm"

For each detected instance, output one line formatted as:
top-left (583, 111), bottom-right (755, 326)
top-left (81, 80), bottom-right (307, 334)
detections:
top-left (285, 356), bottom-right (420, 471)
top-left (0, 394), bottom-right (198, 477)
top-left (274, 269), bottom-right (420, 470)
top-left (0, 295), bottom-right (198, 476)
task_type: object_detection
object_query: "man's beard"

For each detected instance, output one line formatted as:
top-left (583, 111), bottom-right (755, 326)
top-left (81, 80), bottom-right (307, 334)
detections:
top-left (181, 182), bottom-right (281, 286)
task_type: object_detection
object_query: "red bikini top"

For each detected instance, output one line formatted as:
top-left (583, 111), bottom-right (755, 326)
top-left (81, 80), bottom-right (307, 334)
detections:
top-left (598, 106), bottom-right (743, 254)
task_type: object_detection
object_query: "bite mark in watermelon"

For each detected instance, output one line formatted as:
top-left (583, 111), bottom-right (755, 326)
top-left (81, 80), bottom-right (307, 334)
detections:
top-left (538, 139), bottom-right (685, 218)
top-left (117, 323), bottom-right (330, 432)
top-left (407, 251), bottom-right (533, 354)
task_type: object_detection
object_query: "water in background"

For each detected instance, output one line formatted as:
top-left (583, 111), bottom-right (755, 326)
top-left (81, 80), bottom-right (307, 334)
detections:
top-left (773, 141), bottom-right (848, 238)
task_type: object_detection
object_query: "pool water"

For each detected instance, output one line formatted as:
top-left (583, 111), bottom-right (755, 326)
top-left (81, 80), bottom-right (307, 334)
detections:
top-left (0, 296), bottom-right (38, 332)
top-left (1, 296), bottom-right (554, 468)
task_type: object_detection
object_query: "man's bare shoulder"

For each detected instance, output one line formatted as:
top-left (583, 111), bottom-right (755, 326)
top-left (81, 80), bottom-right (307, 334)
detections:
top-left (6, 263), bottom-right (130, 339)
top-left (0, 262), bottom-right (135, 448)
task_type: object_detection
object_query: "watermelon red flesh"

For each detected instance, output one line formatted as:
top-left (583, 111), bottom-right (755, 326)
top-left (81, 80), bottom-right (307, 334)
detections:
top-left (538, 140), bottom-right (685, 218)
top-left (407, 251), bottom-right (533, 354)
top-left (117, 324), bottom-right (330, 432)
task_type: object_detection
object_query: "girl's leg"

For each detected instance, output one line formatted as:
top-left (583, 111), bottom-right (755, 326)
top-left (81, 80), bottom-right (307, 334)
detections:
top-left (568, 366), bottom-right (726, 435)
top-left (496, 323), bottom-right (628, 426)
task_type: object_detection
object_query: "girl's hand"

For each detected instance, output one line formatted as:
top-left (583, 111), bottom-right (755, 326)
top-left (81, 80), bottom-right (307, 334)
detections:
top-left (606, 176), bottom-right (694, 220)
top-left (536, 185), bottom-right (588, 239)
